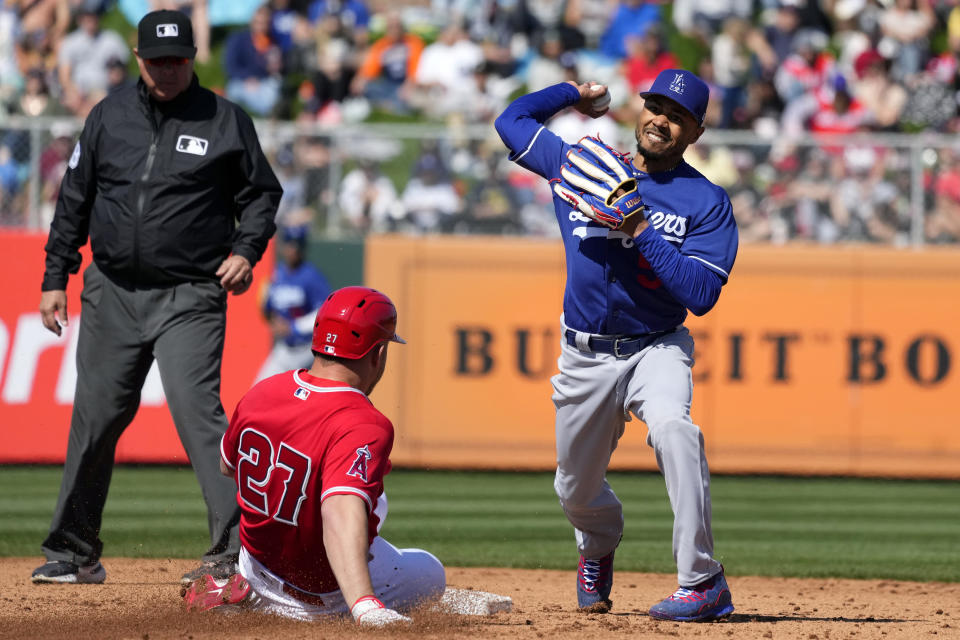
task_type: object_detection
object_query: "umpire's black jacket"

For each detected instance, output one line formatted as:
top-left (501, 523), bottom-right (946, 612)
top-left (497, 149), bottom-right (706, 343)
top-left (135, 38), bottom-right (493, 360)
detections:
top-left (43, 75), bottom-right (282, 291)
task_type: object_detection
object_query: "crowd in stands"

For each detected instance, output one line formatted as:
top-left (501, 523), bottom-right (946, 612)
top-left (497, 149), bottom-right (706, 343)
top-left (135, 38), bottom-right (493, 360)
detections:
top-left (2, 0), bottom-right (960, 243)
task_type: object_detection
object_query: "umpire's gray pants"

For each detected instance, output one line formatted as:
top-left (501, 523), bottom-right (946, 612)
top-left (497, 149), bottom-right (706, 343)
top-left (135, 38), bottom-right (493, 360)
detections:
top-left (42, 263), bottom-right (240, 565)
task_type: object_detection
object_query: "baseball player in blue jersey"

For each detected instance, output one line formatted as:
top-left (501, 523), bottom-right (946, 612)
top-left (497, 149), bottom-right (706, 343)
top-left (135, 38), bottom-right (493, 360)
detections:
top-left (494, 69), bottom-right (738, 621)
top-left (255, 225), bottom-right (332, 381)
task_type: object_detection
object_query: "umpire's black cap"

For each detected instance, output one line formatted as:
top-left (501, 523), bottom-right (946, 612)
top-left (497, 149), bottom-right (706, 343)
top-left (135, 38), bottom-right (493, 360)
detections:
top-left (137, 10), bottom-right (196, 60)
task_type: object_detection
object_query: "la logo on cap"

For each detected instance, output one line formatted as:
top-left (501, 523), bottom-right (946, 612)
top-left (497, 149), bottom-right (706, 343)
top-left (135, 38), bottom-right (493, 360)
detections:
top-left (669, 73), bottom-right (685, 95)
top-left (156, 23), bottom-right (179, 37)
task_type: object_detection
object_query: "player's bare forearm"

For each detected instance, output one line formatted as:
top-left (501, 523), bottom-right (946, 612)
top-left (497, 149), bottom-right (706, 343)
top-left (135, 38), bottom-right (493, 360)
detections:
top-left (620, 212), bottom-right (649, 238)
top-left (321, 495), bottom-right (375, 607)
top-left (269, 315), bottom-right (292, 339)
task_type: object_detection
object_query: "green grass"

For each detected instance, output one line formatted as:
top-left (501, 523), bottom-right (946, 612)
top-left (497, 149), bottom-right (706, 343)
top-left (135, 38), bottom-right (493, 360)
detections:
top-left (2, 467), bottom-right (958, 582)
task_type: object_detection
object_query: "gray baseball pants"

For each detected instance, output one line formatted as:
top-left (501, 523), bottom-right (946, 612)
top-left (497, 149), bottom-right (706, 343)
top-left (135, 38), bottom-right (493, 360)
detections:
top-left (41, 262), bottom-right (240, 565)
top-left (551, 325), bottom-right (722, 586)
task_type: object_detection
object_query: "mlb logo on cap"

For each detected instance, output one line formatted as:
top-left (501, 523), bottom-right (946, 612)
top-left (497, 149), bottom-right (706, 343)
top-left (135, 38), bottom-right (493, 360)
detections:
top-left (640, 69), bottom-right (710, 124)
top-left (137, 9), bottom-right (196, 60)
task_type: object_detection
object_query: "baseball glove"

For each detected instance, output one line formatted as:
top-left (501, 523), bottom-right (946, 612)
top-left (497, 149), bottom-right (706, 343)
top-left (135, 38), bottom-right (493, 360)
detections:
top-left (550, 136), bottom-right (645, 229)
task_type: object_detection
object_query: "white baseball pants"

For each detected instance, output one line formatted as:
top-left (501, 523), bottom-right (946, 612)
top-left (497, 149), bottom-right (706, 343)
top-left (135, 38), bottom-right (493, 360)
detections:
top-left (238, 537), bottom-right (445, 621)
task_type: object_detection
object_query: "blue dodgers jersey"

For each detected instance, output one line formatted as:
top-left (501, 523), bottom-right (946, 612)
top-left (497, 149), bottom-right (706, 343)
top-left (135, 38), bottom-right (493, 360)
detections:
top-left (496, 84), bottom-right (738, 335)
top-left (264, 262), bottom-right (332, 346)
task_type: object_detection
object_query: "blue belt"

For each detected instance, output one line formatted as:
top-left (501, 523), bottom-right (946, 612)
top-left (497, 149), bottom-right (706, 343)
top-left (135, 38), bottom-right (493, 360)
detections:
top-left (565, 329), bottom-right (672, 358)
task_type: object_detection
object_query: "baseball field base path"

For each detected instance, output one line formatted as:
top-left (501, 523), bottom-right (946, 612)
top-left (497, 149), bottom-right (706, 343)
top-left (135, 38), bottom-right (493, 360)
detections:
top-left (2, 558), bottom-right (957, 639)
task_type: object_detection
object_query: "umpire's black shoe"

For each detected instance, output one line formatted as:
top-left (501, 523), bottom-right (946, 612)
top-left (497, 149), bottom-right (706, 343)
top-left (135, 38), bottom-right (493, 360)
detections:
top-left (180, 555), bottom-right (239, 586)
top-left (32, 560), bottom-right (106, 584)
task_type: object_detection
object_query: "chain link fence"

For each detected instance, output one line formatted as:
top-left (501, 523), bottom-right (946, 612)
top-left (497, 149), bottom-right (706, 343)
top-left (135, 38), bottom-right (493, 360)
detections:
top-left (3, 116), bottom-right (959, 246)
top-left (0, 117), bottom-right (80, 229)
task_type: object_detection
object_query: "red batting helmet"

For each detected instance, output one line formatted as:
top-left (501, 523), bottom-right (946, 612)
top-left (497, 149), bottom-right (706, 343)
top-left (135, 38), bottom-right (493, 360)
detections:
top-left (311, 286), bottom-right (405, 359)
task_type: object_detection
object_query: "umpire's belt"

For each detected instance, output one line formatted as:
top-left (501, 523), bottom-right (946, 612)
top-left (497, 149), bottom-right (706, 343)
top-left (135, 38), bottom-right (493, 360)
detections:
top-left (565, 328), bottom-right (673, 358)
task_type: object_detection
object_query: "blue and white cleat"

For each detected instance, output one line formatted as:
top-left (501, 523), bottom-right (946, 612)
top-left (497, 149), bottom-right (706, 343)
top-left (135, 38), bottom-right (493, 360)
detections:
top-left (576, 551), bottom-right (614, 613)
top-left (649, 570), bottom-right (734, 622)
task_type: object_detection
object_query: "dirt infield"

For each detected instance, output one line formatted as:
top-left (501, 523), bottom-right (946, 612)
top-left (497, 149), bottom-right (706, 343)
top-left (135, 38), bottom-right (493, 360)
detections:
top-left (1, 558), bottom-right (957, 640)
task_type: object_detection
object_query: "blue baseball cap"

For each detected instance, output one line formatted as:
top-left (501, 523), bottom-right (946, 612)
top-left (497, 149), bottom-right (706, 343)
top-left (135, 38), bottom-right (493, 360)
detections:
top-left (280, 224), bottom-right (308, 247)
top-left (639, 69), bottom-right (709, 125)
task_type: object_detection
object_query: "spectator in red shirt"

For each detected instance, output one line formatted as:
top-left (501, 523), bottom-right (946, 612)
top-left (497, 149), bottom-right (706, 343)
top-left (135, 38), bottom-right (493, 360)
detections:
top-left (929, 147), bottom-right (960, 242)
top-left (809, 75), bottom-right (870, 137)
top-left (774, 28), bottom-right (834, 104)
top-left (623, 26), bottom-right (678, 94)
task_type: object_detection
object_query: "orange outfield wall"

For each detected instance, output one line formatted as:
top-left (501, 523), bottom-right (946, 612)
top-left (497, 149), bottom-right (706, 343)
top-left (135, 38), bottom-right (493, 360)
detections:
top-left (365, 235), bottom-right (960, 478)
top-left (0, 232), bottom-right (274, 463)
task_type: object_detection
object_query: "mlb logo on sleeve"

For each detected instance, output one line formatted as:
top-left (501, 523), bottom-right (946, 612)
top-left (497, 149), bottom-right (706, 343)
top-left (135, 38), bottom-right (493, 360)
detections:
top-left (157, 24), bottom-right (179, 37)
top-left (176, 135), bottom-right (208, 156)
top-left (68, 142), bottom-right (81, 169)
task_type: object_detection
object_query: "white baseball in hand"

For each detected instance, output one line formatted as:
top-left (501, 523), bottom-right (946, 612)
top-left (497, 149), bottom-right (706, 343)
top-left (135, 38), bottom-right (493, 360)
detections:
top-left (592, 91), bottom-right (611, 110)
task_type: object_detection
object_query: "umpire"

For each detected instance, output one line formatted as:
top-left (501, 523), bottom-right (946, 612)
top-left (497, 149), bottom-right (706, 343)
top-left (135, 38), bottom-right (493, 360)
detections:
top-left (33, 9), bottom-right (281, 586)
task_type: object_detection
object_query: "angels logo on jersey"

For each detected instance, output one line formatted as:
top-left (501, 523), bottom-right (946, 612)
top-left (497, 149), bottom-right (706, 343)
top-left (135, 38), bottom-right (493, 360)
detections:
top-left (347, 445), bottom-right (372, 483)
